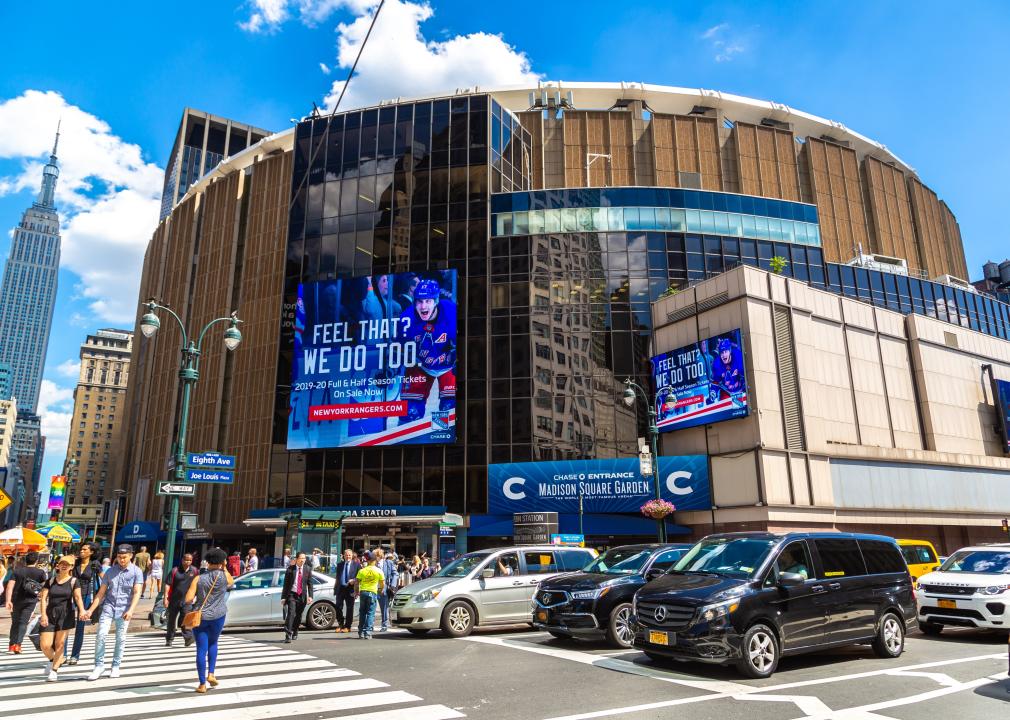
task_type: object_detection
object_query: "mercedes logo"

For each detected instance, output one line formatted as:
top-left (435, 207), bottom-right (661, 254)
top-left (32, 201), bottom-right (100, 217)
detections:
top-left (654, 606), bottom-right (667, 623)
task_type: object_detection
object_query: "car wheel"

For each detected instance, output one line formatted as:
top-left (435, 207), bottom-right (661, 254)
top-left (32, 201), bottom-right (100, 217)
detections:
top-left (305, 601), bottom-right (336, 630)
top-left (440, 601), bottom-right (475, 638)
top-left (548, 630), bottom-right (571, 640)
top-left (736, 623), bottom-right (779, 679)
top-left (406, 628), bottom-right (430, 636)
top-left (872, 612), bottom-right (905, 658)
top-left (918, 621), bottom-right (943, 636)
top-left (606, 603), bottom-right (635, 648)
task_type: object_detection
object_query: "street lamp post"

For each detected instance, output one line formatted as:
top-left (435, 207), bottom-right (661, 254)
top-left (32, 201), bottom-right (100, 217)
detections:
top-left (108, 488), bottom-right (126, 552)
top-left (622, 379), bottom-right (666, 543)
top-left (139, 299), bottom-right (242, 600)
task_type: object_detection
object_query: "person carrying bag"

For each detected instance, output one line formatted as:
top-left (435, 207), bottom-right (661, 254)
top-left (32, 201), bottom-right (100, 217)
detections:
top-left (182, 573), bottom-right (217, 630)
top-left (184, 548), bottom-right (233, 694)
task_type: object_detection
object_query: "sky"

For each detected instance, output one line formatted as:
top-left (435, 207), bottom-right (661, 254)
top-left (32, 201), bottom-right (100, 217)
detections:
top-left (1, 0), bottom-right (1008, 511)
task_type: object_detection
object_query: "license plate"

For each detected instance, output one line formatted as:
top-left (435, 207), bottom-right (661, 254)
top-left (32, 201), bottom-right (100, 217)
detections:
top-left (649, 630), bottom-right (669, 646)
top-left (938, 599), bottom-right (956, 609)
top-left (537, 611), bottom-right (548, 622)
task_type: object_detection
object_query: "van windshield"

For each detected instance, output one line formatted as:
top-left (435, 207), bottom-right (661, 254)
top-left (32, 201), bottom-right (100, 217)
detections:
top-left (673, 537), bottom-right (778, 579)
top-left (939, 550), bottom-right (1010, 574)
top-left (583, 546), bottom-right (652, 575)
top-left (435, 552), bottom-right (491, 578)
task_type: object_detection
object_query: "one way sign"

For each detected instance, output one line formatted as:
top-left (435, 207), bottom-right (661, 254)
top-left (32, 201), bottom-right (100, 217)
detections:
top-left (157, 480), bottom-right (196, 497)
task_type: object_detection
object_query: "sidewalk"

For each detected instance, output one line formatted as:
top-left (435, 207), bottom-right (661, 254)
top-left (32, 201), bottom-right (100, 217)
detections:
top-left (1, 594), bottom-right (158, 634)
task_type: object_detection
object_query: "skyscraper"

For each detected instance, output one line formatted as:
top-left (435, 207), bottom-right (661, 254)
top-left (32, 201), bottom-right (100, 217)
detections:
top-left (0, 127), bottom-right (62, 414)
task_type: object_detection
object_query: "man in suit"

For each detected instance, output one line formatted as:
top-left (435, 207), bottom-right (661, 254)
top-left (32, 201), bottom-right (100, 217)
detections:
top-left (281, 552), bottom-right (313, 643)
top-left (333, 548), bottom-right (360, 633)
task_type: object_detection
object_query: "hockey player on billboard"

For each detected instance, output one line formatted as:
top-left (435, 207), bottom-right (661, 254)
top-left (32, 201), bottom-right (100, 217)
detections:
top-left (399, 279), bottom-right (457, 430)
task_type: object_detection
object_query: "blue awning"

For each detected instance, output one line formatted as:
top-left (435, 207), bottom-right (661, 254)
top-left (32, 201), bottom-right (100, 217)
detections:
top-left (468, 514), bottom-right (691, 538)
top-left (116, 520), bottom-right (161, 543)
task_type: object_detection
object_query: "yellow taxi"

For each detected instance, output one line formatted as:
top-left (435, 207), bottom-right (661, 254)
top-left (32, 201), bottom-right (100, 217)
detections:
top-left (897, 539), bottom-right (941, 583)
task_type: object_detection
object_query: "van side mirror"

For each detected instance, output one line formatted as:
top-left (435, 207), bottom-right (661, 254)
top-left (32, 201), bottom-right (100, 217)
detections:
top-left (645, 567), bottom-right (665, 580)
top-left (778, 572), bottom-right (805, 587)
top-left (482, 568), bottom-right (494, 579)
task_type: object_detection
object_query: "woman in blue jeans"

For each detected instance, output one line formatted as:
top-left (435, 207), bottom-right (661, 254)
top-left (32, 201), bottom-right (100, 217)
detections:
top-left (66, 542), bottom-right (101, 665)
top-left (184, 547), bottom-right (233, 694)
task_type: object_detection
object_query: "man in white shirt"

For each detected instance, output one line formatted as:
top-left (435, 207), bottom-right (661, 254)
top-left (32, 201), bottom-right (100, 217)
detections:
top-left (282, 548), bottom-right (292, 568)
top-left (245, 548), bottom-right (259, 573)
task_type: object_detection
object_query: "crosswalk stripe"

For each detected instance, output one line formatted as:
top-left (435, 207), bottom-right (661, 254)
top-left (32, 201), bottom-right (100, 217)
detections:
top-left (333, 705), bottom-right (466, 720)
top-left (0, 649), bottom-right (278, 680)
top-left (0, 667), bottom-right (359, 712)
top-left (1, 633), bottom-right (463, 720)
top-left (16, 678), bottom-right (393, 720)
top-left (0, 659), bottom-right (339, 697)
top-left (165, 690), bottom-right (422, 720)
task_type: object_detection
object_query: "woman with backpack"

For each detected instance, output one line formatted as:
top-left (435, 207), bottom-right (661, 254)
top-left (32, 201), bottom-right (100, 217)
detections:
top-left (4, 551), bottom-right (47, 654)
top-left (38, 555), bottom-right (88, 681)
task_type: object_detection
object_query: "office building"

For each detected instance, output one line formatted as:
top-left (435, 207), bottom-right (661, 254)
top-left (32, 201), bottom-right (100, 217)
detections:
top-left (159, 108), bottom-right (272, 221)
top-left (63, 329), bottom-right (133, 510)
top-left (120, 83), bottom-right (1010, 555)
top-left (0, 129), bottom-right (62, 414)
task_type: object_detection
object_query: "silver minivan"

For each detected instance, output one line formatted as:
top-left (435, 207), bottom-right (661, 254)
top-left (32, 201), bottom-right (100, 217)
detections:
top-left (391, 545), bottom-right (598, 637)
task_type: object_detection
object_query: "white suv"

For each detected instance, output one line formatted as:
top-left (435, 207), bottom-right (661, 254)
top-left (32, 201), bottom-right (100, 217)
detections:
top-left (916, 543), bottom-right (1010, 634)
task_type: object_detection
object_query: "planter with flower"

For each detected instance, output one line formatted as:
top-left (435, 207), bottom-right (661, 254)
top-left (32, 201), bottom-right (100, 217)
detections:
top-left (640, 499), bottom-right (676, 520)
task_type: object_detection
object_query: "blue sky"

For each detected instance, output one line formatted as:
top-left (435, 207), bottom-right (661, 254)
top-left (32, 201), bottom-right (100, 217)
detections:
top-left (1, 0), bottom-right (1008, 509)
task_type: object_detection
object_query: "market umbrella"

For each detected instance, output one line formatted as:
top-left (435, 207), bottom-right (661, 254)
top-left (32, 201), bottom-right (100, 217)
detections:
top-left (0, 526), bottom-right (48, 555)
top-left (36, 522), bottom-right (81, 543)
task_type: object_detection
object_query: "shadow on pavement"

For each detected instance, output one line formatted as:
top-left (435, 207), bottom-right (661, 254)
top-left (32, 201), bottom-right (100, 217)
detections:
top-left (974, 679), bottom-right (1010, 701)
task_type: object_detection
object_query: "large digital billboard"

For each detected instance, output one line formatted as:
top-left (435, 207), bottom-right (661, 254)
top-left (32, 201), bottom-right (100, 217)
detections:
top-left (47, 475), bottom-right (66, 511)
top-left (651, 328), bottom-right (749, 432)
top-left (995, 378), bottom-right (1010, 455)
top-left (488, 457), bottom-right (710, 515)
top-left (288, 270), bottom-right (458, 449)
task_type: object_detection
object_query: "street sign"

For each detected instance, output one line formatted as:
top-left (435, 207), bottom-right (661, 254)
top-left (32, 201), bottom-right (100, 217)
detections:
top-left (157, 480), bottom-right (196, 496)
top-left (185, 468), bottom-right (234, 484)
top-left (187, 452), bottom-right (236, 470)
top-left (0, 487), bottom-right (12, 513)
top-left (551, 533), bottom-right (585, 547)
top-left (514, 512), bottom-right (559, 545)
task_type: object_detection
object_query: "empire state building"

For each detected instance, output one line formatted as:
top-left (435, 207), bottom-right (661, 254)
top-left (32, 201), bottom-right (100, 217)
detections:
top-left (0, 128), bottom-right (62, 413)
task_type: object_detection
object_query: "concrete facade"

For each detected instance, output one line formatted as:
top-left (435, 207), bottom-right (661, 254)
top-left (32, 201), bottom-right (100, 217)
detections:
top-left (653, 265), bottom-right (1010, 552)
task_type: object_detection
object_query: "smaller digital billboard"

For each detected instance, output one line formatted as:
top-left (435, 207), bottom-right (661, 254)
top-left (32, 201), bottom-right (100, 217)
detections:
top-left (288, 270), bottom-right (458, 449)
top-left (994, 378), bottom-right (1010, 455)
top-left (47, 475), bottom-right (66, 511)
top-left (651, 328), bottom-right (749, 432)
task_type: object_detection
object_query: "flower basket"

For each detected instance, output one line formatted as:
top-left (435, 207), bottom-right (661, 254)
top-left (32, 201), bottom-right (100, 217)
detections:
top-left (640, 499), bottom-right (676, 520)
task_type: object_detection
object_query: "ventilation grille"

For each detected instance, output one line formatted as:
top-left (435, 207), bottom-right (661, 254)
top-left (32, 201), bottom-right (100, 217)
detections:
top-left (666, 306), bottom-right (697, 324)
top-left (773, 305), bottom-right (806, 451)
top-left (678, 171), bottom-right (702, 189)
top-left (695, 292), bottom-right (729, 313)
top-left (943, 331), bottom-right (959, 349)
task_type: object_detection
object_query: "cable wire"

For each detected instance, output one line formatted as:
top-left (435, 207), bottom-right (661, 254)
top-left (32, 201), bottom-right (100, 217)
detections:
top-left (289, 0), bottom-right (386, 208)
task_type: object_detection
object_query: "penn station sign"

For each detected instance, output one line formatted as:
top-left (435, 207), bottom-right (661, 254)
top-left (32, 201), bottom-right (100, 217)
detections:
top-left (488, 457), bottom-right (710, 515)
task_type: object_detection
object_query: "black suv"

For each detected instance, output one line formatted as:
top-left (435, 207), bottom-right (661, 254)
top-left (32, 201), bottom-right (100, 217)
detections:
top-left (533, 544), bottom-right (693, 647)
top-left (633, 532), bottom-right (915, 678)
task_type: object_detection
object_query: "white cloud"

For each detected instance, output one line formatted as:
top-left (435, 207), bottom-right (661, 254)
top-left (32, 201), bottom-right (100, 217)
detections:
top-left (38, 379), bottom-right (74, 471)
top-left (56, 359), bottom-right (81, 379)
top-left (700, 23), bottom-right (745, 63)
top-left (319, 62), bottom-right (332, 74)
top-left (0, 90), bottom-right (163, 324)
top-left (238, 0), bottom-right (540, 111)
top-left (322, 0), bottom-right (540, 111)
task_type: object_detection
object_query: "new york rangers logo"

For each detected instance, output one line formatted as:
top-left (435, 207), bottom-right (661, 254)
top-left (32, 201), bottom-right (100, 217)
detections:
top-left (432, 411), bottom-right (450, 429)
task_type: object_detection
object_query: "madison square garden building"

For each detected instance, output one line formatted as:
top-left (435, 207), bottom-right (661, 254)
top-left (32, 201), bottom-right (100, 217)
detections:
top-left (120, 84), bottom-right (1010, 560)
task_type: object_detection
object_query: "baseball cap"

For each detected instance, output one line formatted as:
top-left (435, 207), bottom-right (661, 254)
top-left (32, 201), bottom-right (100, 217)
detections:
top-left (116, 544), bottom-right (134, 555)
top-left (360, 550), bottom-right (373, 562)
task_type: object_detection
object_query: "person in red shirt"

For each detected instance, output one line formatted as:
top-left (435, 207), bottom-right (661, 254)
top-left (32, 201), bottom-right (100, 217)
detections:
top-left (226, 551), bottom-right (242, 577)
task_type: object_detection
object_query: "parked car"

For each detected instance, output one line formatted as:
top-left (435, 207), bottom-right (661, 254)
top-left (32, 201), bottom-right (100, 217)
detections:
top-left (633, 532), bottom-right (915, 678)
top-left (391, 545), bottom-right (598, 638)
top-left (916, 543), bottom-right (1010, 635)
top-left (897, 539), bottom-right (941, 584)
top-left (533, 543), bottom-right (692, 647)
top-left (150, 568), bottom-right (339, 630)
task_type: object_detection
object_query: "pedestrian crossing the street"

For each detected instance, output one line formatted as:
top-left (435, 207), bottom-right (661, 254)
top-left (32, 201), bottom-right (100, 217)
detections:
top-left (0, 633), bottom-right (464, 720)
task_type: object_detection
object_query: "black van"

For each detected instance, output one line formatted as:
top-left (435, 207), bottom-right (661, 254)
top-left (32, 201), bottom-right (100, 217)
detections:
top-left (533, 544), bottom-right (693, 647)
top-left (633, 532), bottom-right (915, 678)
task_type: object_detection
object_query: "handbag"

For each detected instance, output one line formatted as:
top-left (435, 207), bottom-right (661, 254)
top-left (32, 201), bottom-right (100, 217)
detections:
top-left (182, 572), bottom-right (218, 630)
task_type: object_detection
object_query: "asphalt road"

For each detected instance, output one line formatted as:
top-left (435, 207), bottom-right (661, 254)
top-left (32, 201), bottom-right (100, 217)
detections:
top-left (228, 623), bottom-right (1010, 720)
